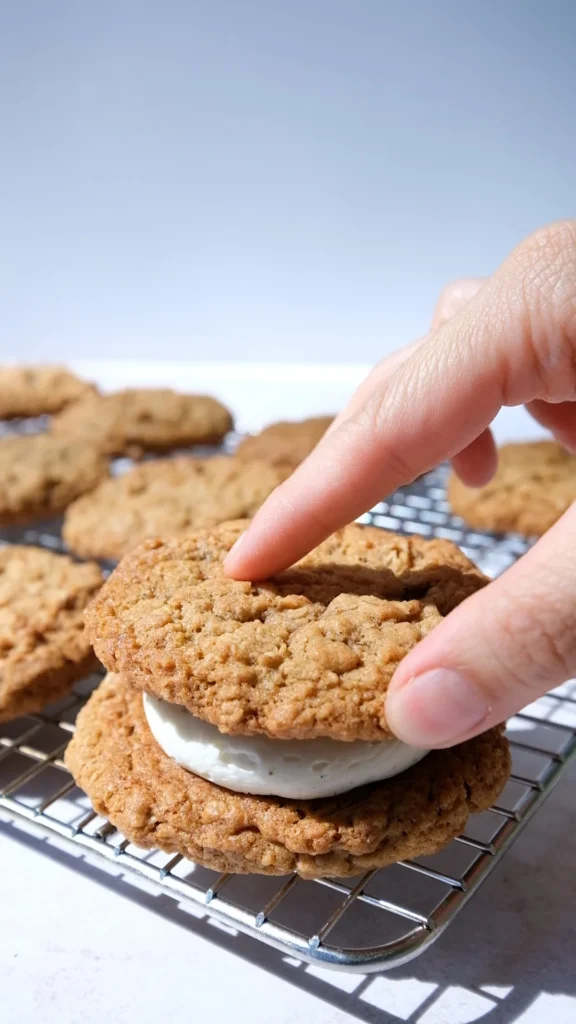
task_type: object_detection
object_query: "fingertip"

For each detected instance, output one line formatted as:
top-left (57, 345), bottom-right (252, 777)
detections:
top-left (527, 400), bottom-right (576, 453)
top-left (223, 531), bottom-right (248, 579)
top-left (222, 490), bottom-right (302, 581)
top-left (223, 521), bottom-right (283, 580)
top-left (451, 427), bottom-right (498, 487)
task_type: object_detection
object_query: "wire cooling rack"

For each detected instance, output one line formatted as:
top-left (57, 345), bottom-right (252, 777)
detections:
top-left (1, 450), bottom-right (575, 974)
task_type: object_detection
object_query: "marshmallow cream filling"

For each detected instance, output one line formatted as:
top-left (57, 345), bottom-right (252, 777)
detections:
top-left (143, 693), bottom-right (429, 799)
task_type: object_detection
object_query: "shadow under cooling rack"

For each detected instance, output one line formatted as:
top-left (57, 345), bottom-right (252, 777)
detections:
top-left (1, 464), bottom-right (576, 973)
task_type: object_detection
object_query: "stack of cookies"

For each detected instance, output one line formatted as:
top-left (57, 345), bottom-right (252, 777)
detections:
top-left (66, 521), bottom-right (510, 878)
top-left (1, 364), bottom-right (522, 881)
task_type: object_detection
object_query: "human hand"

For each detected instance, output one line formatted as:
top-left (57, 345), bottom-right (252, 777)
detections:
top-left (225, 221), bottom-right (576, 749)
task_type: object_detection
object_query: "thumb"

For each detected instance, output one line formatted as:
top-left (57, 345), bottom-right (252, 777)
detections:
top-left (386, 504), bottom-right (576, 748)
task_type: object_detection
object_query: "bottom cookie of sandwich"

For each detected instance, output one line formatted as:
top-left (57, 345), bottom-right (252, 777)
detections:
top-left (65, 674), bottom-right (510, 879)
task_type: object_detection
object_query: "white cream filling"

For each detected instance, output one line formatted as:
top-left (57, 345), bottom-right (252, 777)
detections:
top-left (143, 694), bottom-right (428, 799)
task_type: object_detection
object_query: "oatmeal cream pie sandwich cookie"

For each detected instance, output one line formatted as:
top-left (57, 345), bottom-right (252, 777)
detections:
top-left (67, 522), bottom-right (510, 878)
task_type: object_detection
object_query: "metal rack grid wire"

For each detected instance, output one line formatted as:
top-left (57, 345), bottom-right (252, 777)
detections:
top-left (1, 453), bottom-right (575, 974)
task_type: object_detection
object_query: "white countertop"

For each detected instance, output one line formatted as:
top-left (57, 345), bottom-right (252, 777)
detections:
top-left (1, 362), bottom-right (573, 1024)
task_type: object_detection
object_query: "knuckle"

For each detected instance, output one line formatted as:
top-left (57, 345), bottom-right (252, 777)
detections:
top-left (504, 221), bottom-right (576, 399)
top-left (434, 278), bottom-right (483, 327)
top-left (435, 279), bottom-right (462, 315)
top-left (512, 220), bottom-right (576, 284)
top-left (512, 221), bottom-right (576, 312)
top-left (341, 398), bottom-right (419, 486)
top-left (496, 579), bottom-right (575, 689)
top-left (359, 399), bottom-right (420, 484)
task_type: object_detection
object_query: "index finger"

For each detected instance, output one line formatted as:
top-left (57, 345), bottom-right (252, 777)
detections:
top-left (225, 222), bottom-right (576, 579)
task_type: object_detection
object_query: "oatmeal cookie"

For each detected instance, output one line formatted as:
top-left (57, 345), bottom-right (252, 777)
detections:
top-left (0, 546), bottom-right (102, 722)
top-left (0, 434), bottom-right (109, 526)
top-left (65, 674), bottom-right (510, 878)
top-left (236, 416), bottom-right (333, 469)
top-left (449, 440), bottom-right (576, 537)
top-left (51, 388), bottom-right (234, 457)
top-left (0, 365), bottom-right (97, 419)
top-left (63, 456), bottom-right (288, 561)
top-left (86, 521), bottom-right (486, 742)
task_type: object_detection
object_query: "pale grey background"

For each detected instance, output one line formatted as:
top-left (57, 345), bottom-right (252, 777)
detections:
top-left (1, 0), bottom-right (574, 363)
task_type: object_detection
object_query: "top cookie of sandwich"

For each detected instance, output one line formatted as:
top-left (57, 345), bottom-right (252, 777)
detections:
top-left (449, 440), bottom-right (576, 537)
top-left (0, 365), bottom-right (97, 419)
top-left (51, 388), bottom-right (233, 457)
top-left (235, 416), bottom-right (333, 469)
top-left (87, 521), bottom-right (485, 742)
